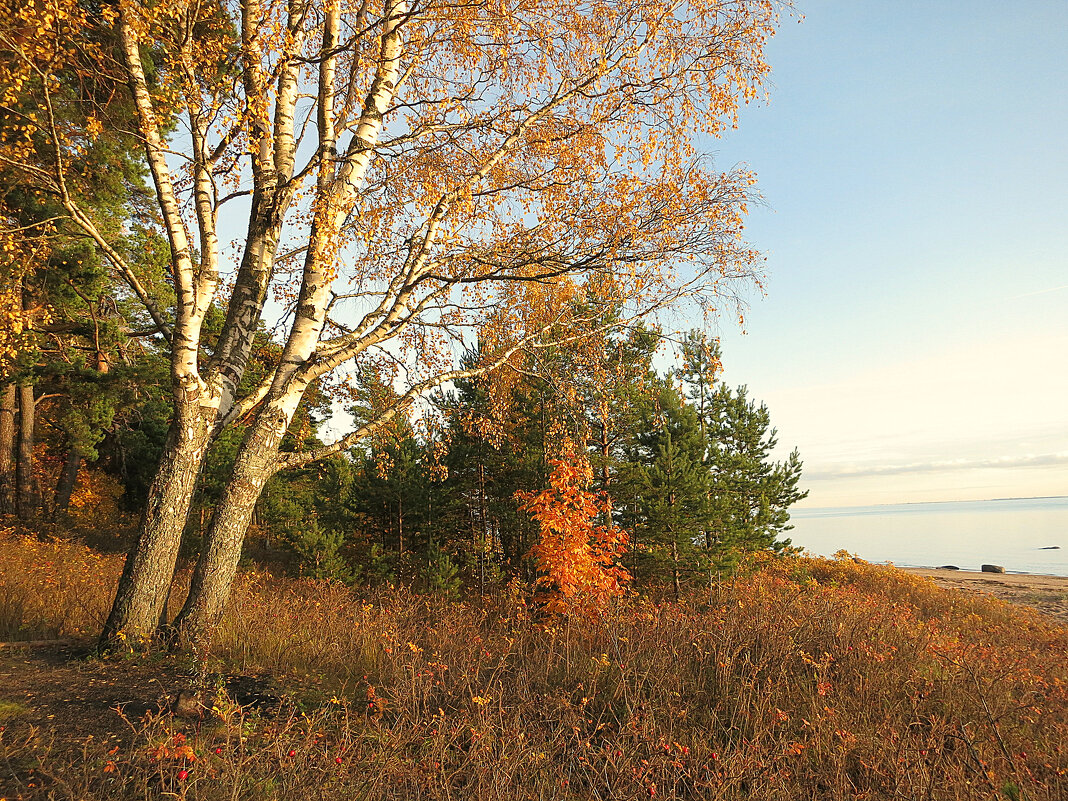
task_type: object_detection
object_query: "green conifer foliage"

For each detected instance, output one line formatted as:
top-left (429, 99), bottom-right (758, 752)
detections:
top-left (676, 330), bottom-right (808, 564)
top-left (619, 382), bottom-right (711, 589)
top-left (705, 384), bottom-right (808, 553)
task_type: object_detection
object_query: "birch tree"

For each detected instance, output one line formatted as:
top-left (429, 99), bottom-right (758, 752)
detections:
top-left (3, 0), bottom-right (780, 645)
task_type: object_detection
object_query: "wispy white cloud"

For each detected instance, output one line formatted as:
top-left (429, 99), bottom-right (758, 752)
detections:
top-left (805, 452), bottom-right (1068, 481)
top-left (763, 329), bottom-right (1068, 505)
top-left (1010, 284), bottom-right (1068, 300)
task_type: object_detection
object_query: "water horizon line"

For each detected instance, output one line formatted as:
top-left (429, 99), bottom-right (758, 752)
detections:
top-left (793, 494), bottom-right (1068, 515)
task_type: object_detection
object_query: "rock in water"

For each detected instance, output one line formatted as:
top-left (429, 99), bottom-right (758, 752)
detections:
top-left (938, 565), bottom-right (960, 570)
top-left (981, 564), bottom-right (1006, 574)
top-left (1038, 546), bottom-right (1060, 550)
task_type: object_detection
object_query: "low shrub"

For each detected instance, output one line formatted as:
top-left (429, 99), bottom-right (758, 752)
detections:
top-left (1, 534), bottom-right (1065, 799)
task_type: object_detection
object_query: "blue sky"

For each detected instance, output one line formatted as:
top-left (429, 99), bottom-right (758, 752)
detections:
top-left (703, 1), bottom-right (1068, 507)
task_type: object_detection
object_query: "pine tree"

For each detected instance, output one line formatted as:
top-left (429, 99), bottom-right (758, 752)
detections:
top-left (675, 330), bottom-right (723, 446)
top-left (620, 381), bottom-right (711, 592)
top-left (675, 331), bottom-right (807, 560)
top-left (705, 384), bottom-right (807, 554)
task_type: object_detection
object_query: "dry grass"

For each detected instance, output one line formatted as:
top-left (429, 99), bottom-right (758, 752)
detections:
top-left (1, 531), bottom-right (1066, 799)
top-left (0, 527), bottom-right (122, 641)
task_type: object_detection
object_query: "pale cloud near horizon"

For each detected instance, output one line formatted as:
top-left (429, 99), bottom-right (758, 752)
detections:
top-left (765, 329), bottom-right (1068, 507)
top-left (804, 452), bottom-right (1068, 481)
top-left (702, 0), bottom-right (1068, 511)
top-left (1010, 285), bottom-right (1068, 300)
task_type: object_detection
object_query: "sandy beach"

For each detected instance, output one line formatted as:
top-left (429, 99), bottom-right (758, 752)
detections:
top-left (903, 567), bottom-right (1068, 623)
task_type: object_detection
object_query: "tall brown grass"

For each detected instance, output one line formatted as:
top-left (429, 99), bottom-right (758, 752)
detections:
top-left (0, 527), bottom-right (121, 640)
top-left (1, 530), bottom-right (1065, 799)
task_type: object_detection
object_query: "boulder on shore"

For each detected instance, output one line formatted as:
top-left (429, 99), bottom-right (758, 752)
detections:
top-left (981, 564), bottom-right (1006, 574)
top-left (938, 565), bottom-right (960, 570)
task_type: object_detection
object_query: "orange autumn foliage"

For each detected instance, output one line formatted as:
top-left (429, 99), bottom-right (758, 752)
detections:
top-left (67, 468), bottom-right (126, 530)
top-left (518, 439), bottom-right (629, 614)
top-left (6, 0), bottom-right (782, 642)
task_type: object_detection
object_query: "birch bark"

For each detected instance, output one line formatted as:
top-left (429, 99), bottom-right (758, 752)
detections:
top-left (9, 0), bottom-right (776, 647)
top-left (100, 3), bottom-right (304, 647)
top-left (176, 0), bottom-right (407, 636)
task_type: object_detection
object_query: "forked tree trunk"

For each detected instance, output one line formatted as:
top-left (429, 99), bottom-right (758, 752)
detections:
top-left (108, 0), bottom-right (407, 647)
top-left (100, 411), bottom-right (211, 648)
top-left (15, 380), bottom-right (36, 520)
top-left (0, 383), bottom-right (15, 513)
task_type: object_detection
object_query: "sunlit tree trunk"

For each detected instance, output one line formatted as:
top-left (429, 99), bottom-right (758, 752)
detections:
top-left (176, 0), bottom-right (407, 638)
top-left (0, 383), bottom-right (15, 514)
top-left (101, 412), bottom-right (211, 645)
top-left (174, 404), bottom-right (292, 638)
top-left (96, 6), bottom-right (301, 648)
top-left (15, 379), bottom-right (35, 520)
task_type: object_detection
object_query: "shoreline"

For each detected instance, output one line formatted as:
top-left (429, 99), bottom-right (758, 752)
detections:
top-left (901, 567), bottom-right (1068, 623)
top-left (901, 567), bottom-right (1068, 582)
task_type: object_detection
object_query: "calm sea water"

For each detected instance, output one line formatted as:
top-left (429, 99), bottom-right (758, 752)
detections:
top-left (788, 496), bottom-right (1068, 576)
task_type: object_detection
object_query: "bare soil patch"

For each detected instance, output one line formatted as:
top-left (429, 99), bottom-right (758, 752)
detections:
top-left (0, 641), bottom-right (190, 798)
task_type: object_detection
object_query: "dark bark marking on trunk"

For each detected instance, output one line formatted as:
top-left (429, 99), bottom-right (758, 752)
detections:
top-left (100, 413), bottom-right (210, 649)
top-left (15, 381), bottom-right (36, 521)
top-left (0, 384), bottom-right (15, 514)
